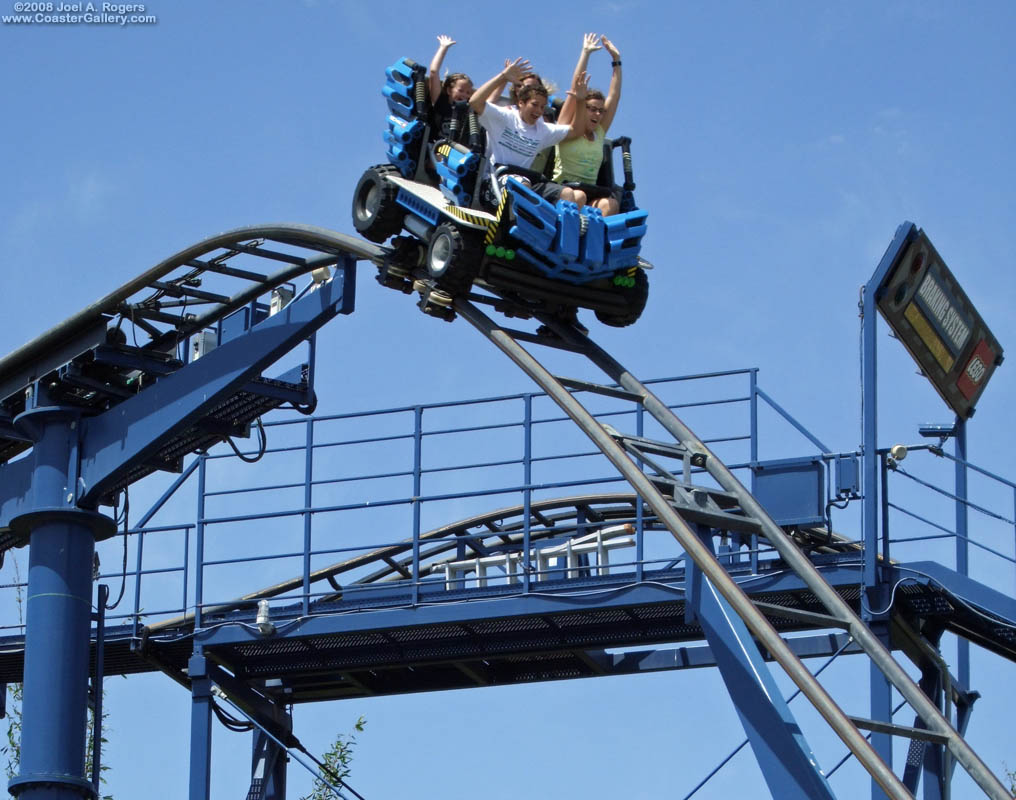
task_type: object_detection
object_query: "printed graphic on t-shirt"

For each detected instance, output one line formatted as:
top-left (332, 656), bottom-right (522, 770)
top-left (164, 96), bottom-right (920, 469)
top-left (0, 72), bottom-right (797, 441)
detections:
top-left (500, 129), bottom-right (542, 160)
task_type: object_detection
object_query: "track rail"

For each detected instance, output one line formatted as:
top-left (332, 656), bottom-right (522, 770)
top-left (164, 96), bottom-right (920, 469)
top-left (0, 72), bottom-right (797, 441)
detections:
top-left (0, 224), bottom-right (384, 393)
top-left (0, 224), bottom-right (387, 471)
top-left (452, 297), bottom-right (1010, 800)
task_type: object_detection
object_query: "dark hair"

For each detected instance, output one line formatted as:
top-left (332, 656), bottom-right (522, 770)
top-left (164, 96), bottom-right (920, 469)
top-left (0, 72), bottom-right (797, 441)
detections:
top-left (586, 89), bottom-right (605, 103)
top-left (510, 74), bottom-right (544, 105)
top-left (442, 72), bottom-right (472, 94)
top-left (516, 83), bottom-right (549, 105)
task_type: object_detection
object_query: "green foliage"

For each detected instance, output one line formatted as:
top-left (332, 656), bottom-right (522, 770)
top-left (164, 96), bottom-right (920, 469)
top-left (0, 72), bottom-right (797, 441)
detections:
top-left (3, 682), bottom-right (23, 781)
top-left (1005, 763), bottom-right (1015, 794)
top-left (2, 557), bottom-right (24, 780)
top-left (301, 716), bottom-right (366, 800)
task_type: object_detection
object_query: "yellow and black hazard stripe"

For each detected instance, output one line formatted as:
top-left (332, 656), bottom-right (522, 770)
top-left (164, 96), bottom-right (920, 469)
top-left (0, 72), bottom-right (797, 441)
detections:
top-left (484, 188), bottom-right (510, 246)
top-left (444, 205), bottom-right (490, 228)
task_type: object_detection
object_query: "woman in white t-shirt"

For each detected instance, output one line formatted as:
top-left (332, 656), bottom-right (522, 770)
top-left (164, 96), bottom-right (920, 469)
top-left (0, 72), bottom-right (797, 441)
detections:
top-left (468, 58), bottom-right (588, 193)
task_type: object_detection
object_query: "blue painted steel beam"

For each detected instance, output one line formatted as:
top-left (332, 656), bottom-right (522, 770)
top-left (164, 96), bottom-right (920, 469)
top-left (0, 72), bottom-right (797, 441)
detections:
top-left (2, 258), bottom-right (355, 800)
top-left (0, 263), bottom-right (355, 531)
top-left (953, 419), bottom-right (970, 688)
top-left (862, 221), bottom-right (918, 800)
top-left (189, 655), bottom-right (214, 800)
top-left (862, 222), bottom-right (916, 593)
top-left (596, 633), bottom-right (861, 675)
top-left (890, 560), bottom-right (1016, 627)
top-left (193, 565), bottom-right (869, 649)
top-left (77, 261), bottom-right (355, 506)
top-left (6, 403), bottom-right (114, 800)
top-left (688, 530), bottom-right (835, 800)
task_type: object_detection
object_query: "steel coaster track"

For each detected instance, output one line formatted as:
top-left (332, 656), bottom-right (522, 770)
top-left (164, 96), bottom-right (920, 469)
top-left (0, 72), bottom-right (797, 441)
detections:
top-left (1, 223), bottom-right (1006, 795)
top-left (0, 224), bottom-right (386, 461)
top-left (0, 225), bottom-right (388, 524)
top-left (452, 297), bottom-right (1010, 800)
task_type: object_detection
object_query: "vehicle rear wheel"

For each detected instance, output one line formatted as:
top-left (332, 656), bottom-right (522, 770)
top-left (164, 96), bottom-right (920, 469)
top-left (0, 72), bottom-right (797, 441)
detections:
top-left (426, 223), bottom-right (479, 295)
top-left (352, 166), bottom-right (403, 243)
top-left (594, 268), bottom-right (649, 328)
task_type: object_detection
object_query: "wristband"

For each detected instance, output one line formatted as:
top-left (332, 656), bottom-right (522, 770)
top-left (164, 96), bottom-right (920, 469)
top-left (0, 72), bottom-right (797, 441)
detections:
top-left (612, 60), bottom-right (622, 67)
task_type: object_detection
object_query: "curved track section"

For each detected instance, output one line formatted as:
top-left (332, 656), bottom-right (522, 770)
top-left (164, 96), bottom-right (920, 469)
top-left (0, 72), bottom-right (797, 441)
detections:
top-left (0, 224), bottom-right (384, 388)
top-left (0, 225), bottom-right (387, 502)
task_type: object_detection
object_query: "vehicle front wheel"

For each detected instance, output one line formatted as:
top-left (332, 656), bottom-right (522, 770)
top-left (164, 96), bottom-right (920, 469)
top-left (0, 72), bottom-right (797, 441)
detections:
top-left (352, 166), bottom-right (403, 243)
top-left (426, 223), bottom-right (479, 295)
top-left (595, 268), bottom-right (649, 328)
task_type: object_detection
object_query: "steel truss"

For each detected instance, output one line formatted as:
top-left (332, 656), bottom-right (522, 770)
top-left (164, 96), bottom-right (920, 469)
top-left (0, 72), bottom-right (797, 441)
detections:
top-left (0, 224), bottom-right (1012, 799)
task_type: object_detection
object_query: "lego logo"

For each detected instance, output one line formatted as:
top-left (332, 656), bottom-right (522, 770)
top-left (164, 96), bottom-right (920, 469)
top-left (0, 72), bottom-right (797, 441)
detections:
top-left (965, 355), bottom-right (986, 385)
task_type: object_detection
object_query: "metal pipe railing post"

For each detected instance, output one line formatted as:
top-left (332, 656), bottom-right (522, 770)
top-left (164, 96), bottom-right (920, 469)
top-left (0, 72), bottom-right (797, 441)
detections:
top-left (182, 524), bottom-right (191, 620)
top-left (412, 406), bottom-right (423, 605)
top-left (635, 402), bottom-right (644, 582)
top-left (302, 418), bottom-right (314, 616)
top-left (132, 522), bottom-right (145, 640)
top-left (954, 417), bottom-right (969, 688)
top-left (91, 583), bottom-right (108, 796)
top-left (880, 454), bottom-right (891, 574)
top-left (749, 369), bottom-right (760, 575)
top-left (195, 455), bottom-right (207, 629)
top-left (523, 395), bottom-right (532, 594)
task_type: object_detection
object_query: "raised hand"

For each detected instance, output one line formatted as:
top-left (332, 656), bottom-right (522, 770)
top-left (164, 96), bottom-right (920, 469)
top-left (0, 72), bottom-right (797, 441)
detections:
top-left (502, 57), bottom-right (533, 83)
top-left (437, 34), bottom-right (456, 49)
top-left (572, 70), bottom-right (590, 100)
top-left (582, 32), bottom-right (602, 54)
top-left (601, 35), bottom-right (620, 60)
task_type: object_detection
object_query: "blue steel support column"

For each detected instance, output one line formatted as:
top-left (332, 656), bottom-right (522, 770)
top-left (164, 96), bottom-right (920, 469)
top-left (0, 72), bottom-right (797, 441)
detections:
top-left (688, 526), bottom-right (835, 800)
top-left (189, 654), bottom-right (213, 800)
top-left (863, 264), bottom-right (893, 800)
top-left (954, 418), bottom-right (969, 688)
top-left (8, 402), bottom-right (115, 800)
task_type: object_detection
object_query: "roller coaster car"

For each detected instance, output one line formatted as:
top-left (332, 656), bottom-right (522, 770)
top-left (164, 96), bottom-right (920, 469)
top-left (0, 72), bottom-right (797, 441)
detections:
top-left (352, 57), bottom-right (651, 327)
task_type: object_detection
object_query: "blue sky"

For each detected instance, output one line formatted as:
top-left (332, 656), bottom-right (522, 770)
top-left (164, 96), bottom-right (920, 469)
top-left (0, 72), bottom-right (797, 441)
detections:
top-left (2, 1), bottom-right (1015, 797)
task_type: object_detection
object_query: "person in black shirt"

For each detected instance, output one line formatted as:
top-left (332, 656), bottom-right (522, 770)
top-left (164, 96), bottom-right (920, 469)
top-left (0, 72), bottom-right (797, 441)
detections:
top-left (427, 35), bottom-right (474, 144)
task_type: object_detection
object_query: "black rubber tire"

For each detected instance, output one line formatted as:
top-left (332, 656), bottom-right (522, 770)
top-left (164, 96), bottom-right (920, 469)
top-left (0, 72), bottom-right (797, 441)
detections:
top-left (426, 222), bottom-right (479, 295)
top-left (595, 268), bottom-right (649, 328)
top-left (351, 166), bottom-right (403, 243)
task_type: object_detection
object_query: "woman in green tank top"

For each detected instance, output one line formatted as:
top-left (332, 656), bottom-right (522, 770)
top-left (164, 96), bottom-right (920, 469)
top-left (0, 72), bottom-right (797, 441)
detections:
top-left (553, 33), bottom-right (623, 215)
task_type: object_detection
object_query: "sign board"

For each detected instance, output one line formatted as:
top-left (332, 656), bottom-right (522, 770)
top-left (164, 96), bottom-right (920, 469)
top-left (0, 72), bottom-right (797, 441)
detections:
top-left (876, 228), bottom-right (1003, 418)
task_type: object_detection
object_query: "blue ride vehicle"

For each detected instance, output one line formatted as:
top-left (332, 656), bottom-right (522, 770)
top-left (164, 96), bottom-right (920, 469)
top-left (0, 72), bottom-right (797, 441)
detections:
top-left (352, 56), bottom-right (650, 327)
